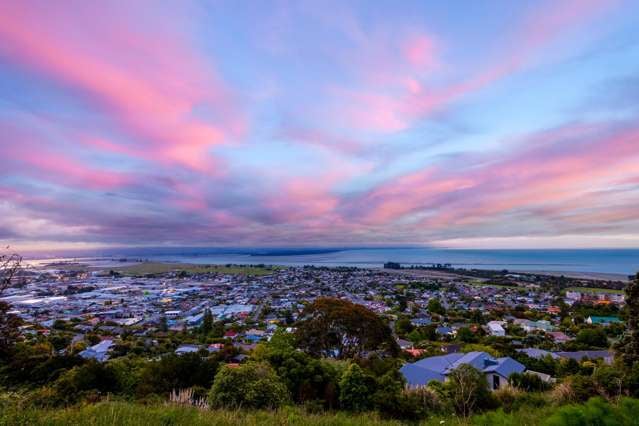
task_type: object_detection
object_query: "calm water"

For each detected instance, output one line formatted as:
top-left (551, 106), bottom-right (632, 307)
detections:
top-left (39, 247), bottom-right (639, 276)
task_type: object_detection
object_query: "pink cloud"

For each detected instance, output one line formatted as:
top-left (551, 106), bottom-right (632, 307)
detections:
top-left (1, 124), bottom-right (133, 191)
top-left (0, 2), bottom-right (245, 172)
top-left (328, 0), bottom-right (618, 134)
top-left (347, 122), bottom-right (639, 235)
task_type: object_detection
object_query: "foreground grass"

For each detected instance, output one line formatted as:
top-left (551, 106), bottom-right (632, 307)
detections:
top-left (0, 402), bottom-right (408, 426)
top-left (111, 262), bottom-right (280, 277)
top-left (1, 398), bottom-right (638, 426)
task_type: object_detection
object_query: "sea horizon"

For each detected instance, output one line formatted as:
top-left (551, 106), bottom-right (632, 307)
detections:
top-left (23, 246), bottom-right (639, 276)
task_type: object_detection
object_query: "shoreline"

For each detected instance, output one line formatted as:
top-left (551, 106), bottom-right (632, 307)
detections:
top-left (30, 258), bottom-right (633, 282)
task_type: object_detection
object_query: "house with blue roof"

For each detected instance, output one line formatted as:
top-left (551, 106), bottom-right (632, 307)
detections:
top-left (400, 351), bottom-right (525, 391)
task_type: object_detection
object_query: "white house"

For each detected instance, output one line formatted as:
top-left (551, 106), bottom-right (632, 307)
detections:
top-left (487, 321), bottom-right (506, 337)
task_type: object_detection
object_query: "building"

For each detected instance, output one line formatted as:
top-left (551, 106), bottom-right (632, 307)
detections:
top-left (401, 351), bottom-right (525, 390)
top-left (586, 316), bottom-right (622, 326)
top-left (555, 350), bottom-right (614, 364)
top-left (175, 344), bottom-right (200, 355)
top-left (487, 321), bottom-right (506, 337)
top-left (79, 339), bottom-right (114, 362)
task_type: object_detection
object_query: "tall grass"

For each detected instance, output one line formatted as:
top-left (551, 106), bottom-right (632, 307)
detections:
top-left (2, 397), bottom-right (639, 426)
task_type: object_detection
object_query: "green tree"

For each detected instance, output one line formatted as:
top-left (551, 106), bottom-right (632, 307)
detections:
top-left (395, 318), bottom-right (414, 336)
top-left (136, 353), bottom-right (218, 397)
top-left (200, 309), bottom-right (213, 335)
top-left (208, 362), bottom-right (289, 409)
top-left (158, 316), bottom-right (168, 333)
top-left (0, 301), bottom-right (21, 360)
top-left (339, 363), bottom-right (372, 411)
top-left (52, 360), bottom-right (120, 404)
top-left (212, 321), bottom-right (225, 338)
top-left (456, 327), bottom-right (478, 343)
top-left (0, 252), bottom-right (22, 360)
top-left (427, 298), bottom-right (445, 315)
top-left (576, 328), bottom-right (608, 348)
top-left (295, 298), bottom-right (398, 359)
top-left (444, 364), bottom-right (491, 417)
top-left (616, 273), bottom-right (639, 367)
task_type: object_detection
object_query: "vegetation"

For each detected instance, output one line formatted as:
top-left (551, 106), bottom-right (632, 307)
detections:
top-left (616, 273), bottom-right (639, 367)
top-left (3, 262), bottom-right (639, 425)
top-left (2, 397), bottom-right (639, 425)
top-left (295, 298), bottom-right (398, 358)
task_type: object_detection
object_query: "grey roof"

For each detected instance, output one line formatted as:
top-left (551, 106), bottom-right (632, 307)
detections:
top-left (555, 350), bottom-right (613, 361)
top-left (517, 348), bottom-right (559, 359)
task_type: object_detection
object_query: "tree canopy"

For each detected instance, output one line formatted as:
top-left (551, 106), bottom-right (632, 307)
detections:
top-left (616, 273), bottom-right (639, 367)
top-left (295, 297), bottom-right (398, 359)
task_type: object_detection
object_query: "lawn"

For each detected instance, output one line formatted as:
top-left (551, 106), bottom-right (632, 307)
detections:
top-left (110, 262), bottom-right (280, 277)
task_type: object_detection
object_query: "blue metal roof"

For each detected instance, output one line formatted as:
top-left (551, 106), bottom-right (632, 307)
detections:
top-left (401, 351), bottom-right (526, 386)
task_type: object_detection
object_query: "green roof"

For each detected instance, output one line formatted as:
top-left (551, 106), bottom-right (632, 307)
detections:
top-left (588, 316), bottom-right (621, 324)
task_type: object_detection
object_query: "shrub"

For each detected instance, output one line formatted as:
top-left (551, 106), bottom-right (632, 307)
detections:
top-left (208, 362), bottom-right (289, 409)
top-left (592, 365), bottom-right (623, 399)
top-left (545, 397), bottom-right (621, 426)
top-left (339, 363), bottom-right (373, 411)
top-left (509, 372), bottom-right (550, 392)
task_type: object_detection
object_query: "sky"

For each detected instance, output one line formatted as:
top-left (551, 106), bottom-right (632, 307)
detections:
top-left (1, 0), bottom-right (639, 252)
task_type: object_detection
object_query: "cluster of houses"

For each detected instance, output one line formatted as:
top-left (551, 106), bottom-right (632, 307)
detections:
top-left (2, 262), bottom-right (626, 388)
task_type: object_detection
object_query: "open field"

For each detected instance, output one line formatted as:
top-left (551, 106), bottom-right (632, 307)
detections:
top-left (564, 286), bottom-right (625, 294)
top-left (516, 270), bottom-right (631, 282)
top-left (107, 262), bottom-right (280, 277)
top-left (468, 279), bottom-right (518, 288)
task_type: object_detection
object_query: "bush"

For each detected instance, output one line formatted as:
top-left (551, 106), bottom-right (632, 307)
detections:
top-left (136, 353), bottom-right (218, 398)
top-left (339, 363), bottom-right (373, 411)
top-left (52, 360), bottom-right (120, 405)
top-left (592, 365), bottom-right (623, 399)
top-left (545, 397), bottom-right (626, 426)
top-left (208, 362), bottom-right (289, 409)
top-left (509, 372), bottom-right (550, 392)
top-left (443, 364), bottom-right (495, 417)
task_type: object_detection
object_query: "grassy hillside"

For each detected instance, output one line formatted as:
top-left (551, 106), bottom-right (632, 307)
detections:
top-left (2, 398), bottom-right (638, 426)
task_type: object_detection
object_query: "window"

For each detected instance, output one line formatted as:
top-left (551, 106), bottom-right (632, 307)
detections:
top-left (493, 375), bottom-right (500, 390)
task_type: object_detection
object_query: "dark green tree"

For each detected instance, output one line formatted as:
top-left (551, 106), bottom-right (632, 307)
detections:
top-left (456, 327), bottom-right (478, 343)
top-left (576, 328), bottom-right (608, 348)
top-left (427, 298), bottom-right (445, 315)
top-left (208, 362), bottom-right (289, 409)
top-left (200, 309), bottom-right (213, 335)
top-left (158, 315), bottom-right (168, 333)
top-left (616, 273), bottom-right (639, 367)
top-left (136, 353), bottom-right (218, 397)
top-left (0, 301), bottom-right (21, 360)
top-left (295, 297), bottom-right (398, 359)
top-left (339, 363), bottom-right (372, 411)
top-left (0, 252), bottom-right (22, 360)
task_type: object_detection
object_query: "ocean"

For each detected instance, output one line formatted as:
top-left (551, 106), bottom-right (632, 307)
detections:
top-left (32, 247), bottom-right (639, 276)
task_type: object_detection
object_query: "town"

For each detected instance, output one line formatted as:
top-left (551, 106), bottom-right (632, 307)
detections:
top-left (1, 256), bottom-right (638, 424)
top-left (2, 261), bottom-right (627, 369)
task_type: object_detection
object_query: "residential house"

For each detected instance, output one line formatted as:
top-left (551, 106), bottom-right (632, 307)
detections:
top-left (487, 321), bottom-right (506, 337)
top-left (401, 351), bottom-right (525, 391)
top-left (586, 316), bottom-right (621, 326)
top-left (79, 339), bottom-right (113, 362)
